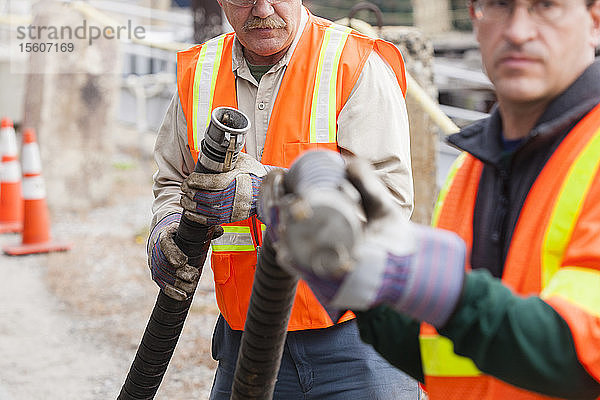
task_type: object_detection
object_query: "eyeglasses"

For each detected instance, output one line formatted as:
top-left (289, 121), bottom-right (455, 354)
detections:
top-left (223, 0), bottom-right (285, 7)
top-left (472, 0), bottom-right (570, 25)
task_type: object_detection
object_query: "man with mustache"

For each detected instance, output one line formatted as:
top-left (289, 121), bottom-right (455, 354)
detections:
top-left (261, 0), bottom-right (600, 399)
top-left (147, 0), bottom-right (418, 398)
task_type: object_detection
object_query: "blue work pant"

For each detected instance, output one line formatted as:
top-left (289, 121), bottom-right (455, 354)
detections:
top-left (209, 315), bottom-right (420, 399)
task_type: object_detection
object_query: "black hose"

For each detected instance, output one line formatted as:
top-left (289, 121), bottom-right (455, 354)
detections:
top-left (118, 164), bottom-right (214, 400)
top-left (117, 291), bottom-right (193, 399)
top-left (231, 236), bottom-right (299, 400)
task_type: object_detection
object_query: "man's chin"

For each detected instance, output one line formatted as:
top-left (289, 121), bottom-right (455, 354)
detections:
top-left (495, 81), bottom-right (549, 104)
top-left (242, 40), bottom-right (290, 64)
top-left (249, 39), bottom-right (289, 54)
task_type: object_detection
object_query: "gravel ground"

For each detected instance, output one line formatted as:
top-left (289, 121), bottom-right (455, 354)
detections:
top-left (0, 130), bottom-right (219, 400)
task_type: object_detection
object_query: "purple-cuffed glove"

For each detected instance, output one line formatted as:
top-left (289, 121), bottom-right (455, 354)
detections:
top-left (147, 213), bottom-right (220, 301)
top-left (333, 223), bottom-right (466, 328)
top-left (180, 152), bottom-right (269, 225)
top-left (265, 156), bottom-right (467, 328)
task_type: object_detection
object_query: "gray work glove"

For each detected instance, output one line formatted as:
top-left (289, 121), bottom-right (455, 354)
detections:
top-left (148, 214), bottom-right (222, 301)
top-left (335, 158), bottom-right (466, 327)
top-left (180, 152), bottom-right (269, 225)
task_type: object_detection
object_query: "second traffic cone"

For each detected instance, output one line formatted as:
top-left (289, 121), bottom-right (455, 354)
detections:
top-left (3, 128), bottom-right (72, 255)
top-left (0, 117), bottom-right (23, 233)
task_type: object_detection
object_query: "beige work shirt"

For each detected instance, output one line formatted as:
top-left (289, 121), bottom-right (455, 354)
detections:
top-left (151, 9), bottom-right (413, 230)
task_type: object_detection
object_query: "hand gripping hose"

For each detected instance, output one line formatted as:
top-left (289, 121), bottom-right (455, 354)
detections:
top-left (118, 107), bottom-right (250, 400)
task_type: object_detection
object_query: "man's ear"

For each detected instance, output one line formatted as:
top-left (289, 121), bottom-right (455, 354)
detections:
top-left (468, 2), bottom-right (480, 36)
top-left (468, 1), bottom-right (477, 19)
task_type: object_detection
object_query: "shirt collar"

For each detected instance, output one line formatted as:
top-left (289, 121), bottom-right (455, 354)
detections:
top-left (231, 6), bottom-right (309, 73)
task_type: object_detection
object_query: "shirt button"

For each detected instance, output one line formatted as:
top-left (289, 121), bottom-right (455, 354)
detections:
top-left (257, 102), bottom-right (265, 110)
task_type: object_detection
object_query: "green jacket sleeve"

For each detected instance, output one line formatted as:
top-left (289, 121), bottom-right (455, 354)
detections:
top-left (355, 269), bottom-right (600, 399)
top-left (355, 306), bottom-right (424, 383)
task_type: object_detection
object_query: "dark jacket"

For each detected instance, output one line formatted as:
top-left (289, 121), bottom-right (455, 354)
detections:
top-left (356, 61), bottom-right (600, 399)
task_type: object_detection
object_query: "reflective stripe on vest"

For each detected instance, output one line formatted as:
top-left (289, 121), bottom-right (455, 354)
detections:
top-left (540, 127), bottom-right (600, 288)
top-left (212, 225), bottom-right (255, 252)
top-left (421, 106), bottom-right (600, 394)
top-left (210, 223), bottom-right (267, 252)
top-left (542, 267), bottom-right (600, 317)
top-left (310, 24), bottom-right (352, 143)
top-left (538, 124), bottom-right (600, 377)
top-left (192, 35), bottom-right (226, 150)
top-left (420, 335), bottom-right (480, 377)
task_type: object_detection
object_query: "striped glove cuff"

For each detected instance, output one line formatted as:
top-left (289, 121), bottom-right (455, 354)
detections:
top-left (147, 213), bottom-right (182, 258)
top-left (389, 225), bottom-right (466, 328)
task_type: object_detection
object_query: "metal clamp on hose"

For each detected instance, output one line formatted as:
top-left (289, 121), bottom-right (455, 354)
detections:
top-left (281, 150), bottom-right (363, 278)
top-left (198, 107), bottom-right (250, 173)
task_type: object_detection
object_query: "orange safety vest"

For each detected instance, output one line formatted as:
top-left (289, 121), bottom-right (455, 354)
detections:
top-left (421, 103), bottom-right (600, 399)
top-left (176, 11), bottom-right (407, 331)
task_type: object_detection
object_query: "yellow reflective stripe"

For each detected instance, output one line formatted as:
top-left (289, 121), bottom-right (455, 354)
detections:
top-left (310, 25), bottom-right (351, 143)
top-left (310, 29), bottom-right (331, 143)
top-left (192, 35), bottom-right (225, 150)
top-left (260, 223), bottom-right (267, 240)
top-left (432, 152), bottom-right (468, 227)
top-left (541, 267), bottom-right (600, 318)
top-left (327, 27), bottom-right (350, 140)
top-left (208, 40), bottom-right (224, 121)
top-left (223, 226), bottom-right (252, 234)
top-left (541, 128), bottom-right (600, 288)
top-left (420, 335), bottom-right (481, 377)
top-left (211, 225), bottom-right (255, 252)
top-left (212, 245), bottom-right (255, 252)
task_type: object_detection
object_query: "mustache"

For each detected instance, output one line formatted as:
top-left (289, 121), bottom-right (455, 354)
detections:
top-left (243, 15), bottom-right (287, 30)
top-left (495, 42), bottom-right (544, 62)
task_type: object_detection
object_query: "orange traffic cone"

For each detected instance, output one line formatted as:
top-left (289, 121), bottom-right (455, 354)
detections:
top-left (3, 128), bottom-right (72, 255)
top-left (0, 117), bottom-right (23, 233)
